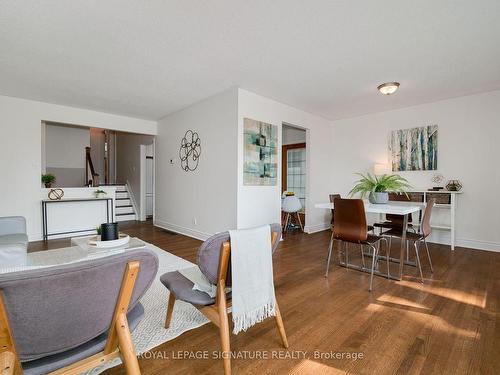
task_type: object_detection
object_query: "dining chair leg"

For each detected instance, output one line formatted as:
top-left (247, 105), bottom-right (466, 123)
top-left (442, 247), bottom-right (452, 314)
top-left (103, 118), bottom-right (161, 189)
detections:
top-left (345, 241), bottom-right (349, 269)
top-left (325, 232), bottom-right (334, 277)
top-left (164, 292), bottom-right (176, 328)
top-left (423, 238), bottom-right (434, 273)
top-left (380, 238), bottom-right (390, 279)
top-left (274, 300), bottom-right (289, 348)
top-left (374, 241), bottom-right (381, 270)
top-left (413, 241), bottom-right (424, 284)
top-left (296, 212), bottom-right (304, 232)
top-left (337, 240), bottom-right (344, 265)
top-left (369, 244), bottom-right (379, 292)
top-left (283, 213), bottom-right (290, 232)
top-left (359, 244), bottom-right (366, 269)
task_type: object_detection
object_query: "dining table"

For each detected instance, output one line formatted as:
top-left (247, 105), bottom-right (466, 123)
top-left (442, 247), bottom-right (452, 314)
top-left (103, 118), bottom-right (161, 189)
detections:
top-left (315, 201), bottom-right (424, 281)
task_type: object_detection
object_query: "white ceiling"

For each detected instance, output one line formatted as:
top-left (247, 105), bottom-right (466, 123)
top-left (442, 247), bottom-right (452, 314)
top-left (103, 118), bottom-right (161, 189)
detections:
top-left (1, 1), bottom-right (500, 121)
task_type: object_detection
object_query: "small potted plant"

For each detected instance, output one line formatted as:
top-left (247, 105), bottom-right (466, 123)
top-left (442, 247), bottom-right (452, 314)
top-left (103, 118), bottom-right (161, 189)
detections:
top-left (94, 189), bottom-right (107, 198)
top-left (349, 173), bottom-right (410, 204)
top-left (41, 173), bottom-right (56, 188)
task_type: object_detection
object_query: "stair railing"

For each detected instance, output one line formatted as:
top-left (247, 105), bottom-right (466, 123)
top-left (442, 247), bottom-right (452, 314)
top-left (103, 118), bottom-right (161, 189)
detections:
top-left (85, 147), bottom-right (100, 187)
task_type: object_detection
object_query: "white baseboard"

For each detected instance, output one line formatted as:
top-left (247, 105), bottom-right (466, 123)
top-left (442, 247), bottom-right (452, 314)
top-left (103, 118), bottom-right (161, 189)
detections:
top-left (304, 222), bottom-right (331, 234)
top-left (154, 220), bottom-right (212, 241)
top-left (455, 238), bottom-right (500, 252)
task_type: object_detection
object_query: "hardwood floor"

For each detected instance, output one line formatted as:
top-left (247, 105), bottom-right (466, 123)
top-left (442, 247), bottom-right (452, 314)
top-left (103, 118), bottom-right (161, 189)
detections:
top-left (29, 221), bottom-right (500, 374)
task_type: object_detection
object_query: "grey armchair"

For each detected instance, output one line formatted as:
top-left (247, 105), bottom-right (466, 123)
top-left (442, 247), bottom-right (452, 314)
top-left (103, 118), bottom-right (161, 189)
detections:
top-left (0, 248), bottom-right (158, 375)
top-left (160, 223), bottom-right (287, 375)
top-left (0, 216), bottom-right (29, 265)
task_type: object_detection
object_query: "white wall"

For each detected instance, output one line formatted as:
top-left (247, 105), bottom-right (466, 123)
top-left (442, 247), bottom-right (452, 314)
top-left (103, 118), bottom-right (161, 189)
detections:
top-left (45, 123), bottom-right (90, 187)
top-left (116, 132), bottom-right (154, 220)
top-left (237, 89), bottom-right (332, 232)
top-left (330, 90), bottom-right (500, 252)
top-left (0, 95), bottom-right (157, 240)
top-left (283, 125), bottom-right (306, 145)
top-left (46, 124), bottom-right (89, 169)
top-left (155, 89), bottom-right (238, 240)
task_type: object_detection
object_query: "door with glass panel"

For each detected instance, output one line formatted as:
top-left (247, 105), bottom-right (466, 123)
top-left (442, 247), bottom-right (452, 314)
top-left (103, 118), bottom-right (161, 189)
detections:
top-left (282, 143), bottom-right (306, 225)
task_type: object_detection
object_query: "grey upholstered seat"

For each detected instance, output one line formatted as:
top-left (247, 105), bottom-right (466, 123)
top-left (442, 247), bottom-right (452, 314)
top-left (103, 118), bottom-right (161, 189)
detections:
top-left (160, 272), bottom-right (220, 306)
top-left (160, 223), bottom-right (281, 306)
top-left (22, 303), bottom-right (144, 375)
top-left (0, 248), bottom-right (159, 374)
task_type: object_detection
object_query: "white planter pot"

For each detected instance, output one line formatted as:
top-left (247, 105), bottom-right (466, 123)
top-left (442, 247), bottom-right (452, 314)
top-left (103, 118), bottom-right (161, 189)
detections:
top-left (369, 192), bottom-right (389, 204)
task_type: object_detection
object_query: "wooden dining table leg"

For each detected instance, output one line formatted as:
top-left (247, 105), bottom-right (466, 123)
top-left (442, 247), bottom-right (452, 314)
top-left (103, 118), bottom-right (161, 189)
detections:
top-left (398, 214), bottom-right (409, 280)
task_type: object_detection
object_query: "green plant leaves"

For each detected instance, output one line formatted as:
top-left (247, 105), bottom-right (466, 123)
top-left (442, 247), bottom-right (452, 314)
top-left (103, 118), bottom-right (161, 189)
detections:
top-left (349, 173), bottom-right (411, 198)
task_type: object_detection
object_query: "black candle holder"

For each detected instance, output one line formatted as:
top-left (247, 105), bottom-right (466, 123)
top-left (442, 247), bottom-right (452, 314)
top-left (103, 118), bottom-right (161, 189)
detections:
top-left (100, 222), bottom-right (119, 241)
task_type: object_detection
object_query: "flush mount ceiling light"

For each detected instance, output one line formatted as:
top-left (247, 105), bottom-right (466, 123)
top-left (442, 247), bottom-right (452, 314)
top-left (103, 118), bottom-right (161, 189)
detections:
top-left (377, 82), bottom-right (400, 95)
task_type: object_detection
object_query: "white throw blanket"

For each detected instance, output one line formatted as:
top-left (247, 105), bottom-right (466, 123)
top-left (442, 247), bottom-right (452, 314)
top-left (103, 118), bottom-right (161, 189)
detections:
top-left (229, 225), bottom-right (276, 334)
top-left (179, 265), bottom-right (220, 298)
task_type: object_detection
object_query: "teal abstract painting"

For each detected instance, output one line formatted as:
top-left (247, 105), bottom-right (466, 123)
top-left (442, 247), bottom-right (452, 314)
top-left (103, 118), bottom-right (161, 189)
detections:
top-left (243, 118), bottom-right (278, 185)
top-left (389, 125), bottom-right (438, 171)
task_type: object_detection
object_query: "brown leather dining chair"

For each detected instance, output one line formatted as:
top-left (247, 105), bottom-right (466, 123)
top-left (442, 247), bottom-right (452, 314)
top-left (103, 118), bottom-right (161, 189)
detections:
top-left (382, 199), bottom-right (435, 283)
top-left (325, 198), bottom-right (390, 291)
top-left (326, 194), bottom-right (375, 274)
top-left (329, 194), bottom-right (341, 225)
top-left (374, 213), bottom-right (415, 233)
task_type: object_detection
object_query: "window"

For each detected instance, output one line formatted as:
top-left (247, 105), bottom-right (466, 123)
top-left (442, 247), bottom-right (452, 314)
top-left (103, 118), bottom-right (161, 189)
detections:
top-left (286, 147), bottom-right (306, 212)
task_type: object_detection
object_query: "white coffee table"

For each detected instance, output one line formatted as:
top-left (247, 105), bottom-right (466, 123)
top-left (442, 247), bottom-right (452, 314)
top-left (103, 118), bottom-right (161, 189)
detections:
top-left (71, 235), bottom-right (146, 252)
top-left (0, 235), bottom-right (146, 274)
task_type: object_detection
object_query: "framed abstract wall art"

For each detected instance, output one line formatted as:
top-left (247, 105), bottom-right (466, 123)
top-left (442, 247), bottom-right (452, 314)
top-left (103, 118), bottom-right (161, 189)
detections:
top-left (389, 125), bottom-right (438, 171)
top-left (243, 118), bottom-right (278, 186)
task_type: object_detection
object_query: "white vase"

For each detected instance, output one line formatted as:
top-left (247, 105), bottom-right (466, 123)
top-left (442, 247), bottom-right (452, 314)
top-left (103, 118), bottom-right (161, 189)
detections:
top-left (369, 192), bottom-right (389, 204)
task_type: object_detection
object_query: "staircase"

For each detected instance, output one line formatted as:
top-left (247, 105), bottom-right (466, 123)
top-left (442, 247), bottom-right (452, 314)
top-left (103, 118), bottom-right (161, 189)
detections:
top-left (114, 185), bottom-right (137, 222)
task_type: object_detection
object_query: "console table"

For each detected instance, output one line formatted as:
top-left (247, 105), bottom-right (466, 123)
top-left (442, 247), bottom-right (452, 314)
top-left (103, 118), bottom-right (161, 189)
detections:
top-left (388, 190), bottom-right (462, 250)
top-left (41, 198), bottom-right (114, 241)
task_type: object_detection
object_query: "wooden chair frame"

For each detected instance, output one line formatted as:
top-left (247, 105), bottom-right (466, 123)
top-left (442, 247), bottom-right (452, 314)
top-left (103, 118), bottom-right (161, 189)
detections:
top-left (164, 231), bottom-right (289, 375)
top-left (0, 261), bottom-right (142, 375)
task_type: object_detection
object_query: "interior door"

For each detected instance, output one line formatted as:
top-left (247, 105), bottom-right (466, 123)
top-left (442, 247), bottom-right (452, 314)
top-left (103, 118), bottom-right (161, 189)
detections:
top-left (146, 156), bottom-right (154, 217)
top-left (282, 142), bottom-right (306, 224)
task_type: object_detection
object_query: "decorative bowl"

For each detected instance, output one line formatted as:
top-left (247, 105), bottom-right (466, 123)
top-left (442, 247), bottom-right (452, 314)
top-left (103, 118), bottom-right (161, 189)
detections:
top-left (88, 234), bottom-right (130, 248)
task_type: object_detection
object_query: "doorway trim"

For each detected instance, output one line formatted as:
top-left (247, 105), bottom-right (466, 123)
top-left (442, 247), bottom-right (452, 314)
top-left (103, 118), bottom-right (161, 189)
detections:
top-left (281, 122), bottom-right (309, 230)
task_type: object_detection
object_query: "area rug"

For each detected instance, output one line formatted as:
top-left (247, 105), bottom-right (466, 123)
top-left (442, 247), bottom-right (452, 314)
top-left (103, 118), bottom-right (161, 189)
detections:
top-left (86, 242), bottom-right (209, 374)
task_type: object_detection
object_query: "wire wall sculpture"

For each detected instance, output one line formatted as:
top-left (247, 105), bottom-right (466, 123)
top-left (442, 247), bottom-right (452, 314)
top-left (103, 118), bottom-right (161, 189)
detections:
top-left (179, 130), bottom-right (201, 171)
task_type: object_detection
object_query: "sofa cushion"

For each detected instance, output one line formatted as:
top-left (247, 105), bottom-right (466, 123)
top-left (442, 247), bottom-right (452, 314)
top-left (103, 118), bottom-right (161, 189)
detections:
top-left (0, 233), bottom-right (29, 247)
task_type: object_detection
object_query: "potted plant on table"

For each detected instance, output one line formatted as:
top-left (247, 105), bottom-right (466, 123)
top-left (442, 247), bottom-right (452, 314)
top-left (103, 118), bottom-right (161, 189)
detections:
top-left (349, 173), bottom-right (410, 204)
top-left (41, 173), bottom-right (56, 188)
top-left (94, 189), bottom-right (107, 198)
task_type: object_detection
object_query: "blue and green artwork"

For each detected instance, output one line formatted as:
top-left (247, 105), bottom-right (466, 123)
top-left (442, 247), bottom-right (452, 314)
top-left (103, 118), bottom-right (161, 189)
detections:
top-left (390, 125), bottom-right (438, 171)
top-left (243, 118), bottom-right (278, 185)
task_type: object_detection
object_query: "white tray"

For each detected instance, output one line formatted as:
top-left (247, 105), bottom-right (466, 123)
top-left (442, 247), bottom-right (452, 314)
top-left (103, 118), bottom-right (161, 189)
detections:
top-left (88, 234), bottom-right (130, 248)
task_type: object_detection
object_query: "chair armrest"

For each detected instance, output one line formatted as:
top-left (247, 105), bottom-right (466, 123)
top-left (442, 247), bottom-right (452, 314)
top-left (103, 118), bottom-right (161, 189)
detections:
top-left (0, 351), bottom-right (16, 375)
top-left (0, 217), bottom-right (26, 236)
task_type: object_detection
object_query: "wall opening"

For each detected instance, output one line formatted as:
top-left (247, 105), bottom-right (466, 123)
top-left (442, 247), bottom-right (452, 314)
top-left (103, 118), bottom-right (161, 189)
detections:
top-left (282, 123), bottom-right (307, 230)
